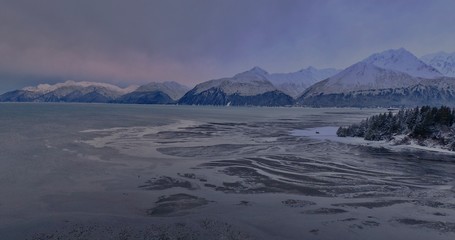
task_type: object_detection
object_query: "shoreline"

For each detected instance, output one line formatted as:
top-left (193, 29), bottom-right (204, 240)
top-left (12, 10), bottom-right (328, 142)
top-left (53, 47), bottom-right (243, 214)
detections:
top-left (291, 126), bottom-right (455, 155)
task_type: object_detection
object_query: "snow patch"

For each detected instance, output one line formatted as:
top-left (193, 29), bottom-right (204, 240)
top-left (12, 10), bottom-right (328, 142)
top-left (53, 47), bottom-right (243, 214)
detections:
top-left (194, 67), bottom-right (277, 96)
top-left (79, 120), bottom-right (199, 158)
top-left (363, 48), bottom-right (442, 79)
top-left (421, 51), bottom-right (455, 77)
top-left (291, 127), bottom-right (455, 155)
top-left (305, 62), bottom-right (421, 95)
top-left (302, 48), bottom-right (445, 96)
top-left (268, 67), bottom-right (339, 97)
top-left (23, 80), bottom-right (138, 94)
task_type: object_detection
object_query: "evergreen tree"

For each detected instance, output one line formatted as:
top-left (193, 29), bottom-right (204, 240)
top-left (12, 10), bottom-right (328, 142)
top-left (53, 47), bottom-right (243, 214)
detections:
top-left (336, 106), bottom-right (455, 151)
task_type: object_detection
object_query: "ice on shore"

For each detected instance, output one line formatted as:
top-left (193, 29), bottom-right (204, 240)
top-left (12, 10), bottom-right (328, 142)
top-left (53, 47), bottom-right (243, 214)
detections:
top-left (291, 127), bottom-right (455, 155)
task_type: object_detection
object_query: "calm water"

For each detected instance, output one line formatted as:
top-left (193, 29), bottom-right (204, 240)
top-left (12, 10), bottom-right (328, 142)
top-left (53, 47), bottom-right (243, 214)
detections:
top-left (0, 103), bottom-right (454, 240)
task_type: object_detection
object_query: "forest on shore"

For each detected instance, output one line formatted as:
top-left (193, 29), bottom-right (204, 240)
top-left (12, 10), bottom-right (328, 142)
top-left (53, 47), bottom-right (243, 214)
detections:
top-left (337, 106), bottom-right (455, 151)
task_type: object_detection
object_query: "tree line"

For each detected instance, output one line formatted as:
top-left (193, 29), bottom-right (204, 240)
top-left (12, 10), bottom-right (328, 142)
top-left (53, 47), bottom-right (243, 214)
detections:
top-left (337, 106), bottom-right (455, 150)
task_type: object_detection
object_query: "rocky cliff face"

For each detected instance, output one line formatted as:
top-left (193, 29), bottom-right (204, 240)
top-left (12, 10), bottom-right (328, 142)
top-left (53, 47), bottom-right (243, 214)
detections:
top-left (114, 91), bottom-right (175, 104)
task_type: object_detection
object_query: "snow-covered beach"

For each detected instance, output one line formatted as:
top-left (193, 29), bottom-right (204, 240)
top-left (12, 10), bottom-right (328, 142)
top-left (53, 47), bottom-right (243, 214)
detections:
top-left (291, 126), bottom-right (455, 155)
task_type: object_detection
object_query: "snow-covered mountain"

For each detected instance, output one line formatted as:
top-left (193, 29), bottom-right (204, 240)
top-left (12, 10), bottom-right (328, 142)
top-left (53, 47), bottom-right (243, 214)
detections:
top-left (302, 61), bottom-right (421, 95)
top-left (22, 80), bottom-right (137, 95)
top-left (115, 81), bottom-right (189, 104)
top-left (299, 81), bottom-right (455, 108)
top-left (192, 67), bottom-right (276, 96)
top-left (179, 67), bottom-right (294, 106)
top-left (133, 81), bottom-right (189, 100)
top-left (267, 67), bottom-right (339, 97)
top-left (421, 51), bottom-right (455, 77)
top-left (297, 48), bottom-right (454, 107)
top-left (0, 81), bottom-right (138, 103)
top-left (300, 48), bottom-right (437, 96)
top-left (179, 66), bottom-right (338, 104)
top-left (3, 48), bottom-right (454, 107)
top-left (362, 48), bottom-right (442, 79)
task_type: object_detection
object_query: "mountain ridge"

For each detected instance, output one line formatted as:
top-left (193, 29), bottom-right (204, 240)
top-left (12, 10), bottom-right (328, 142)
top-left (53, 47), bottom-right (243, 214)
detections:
top-left (297, 48), bottom-right (455, 107)
top-left (2, 48), bottom-right (455, 107)
top-left (267, 66), bottom-right (340, 98)
top-left (178, 67), bottom-right (294, 106)
top-left (0, 80), bottom-right (187, 104)
top-left (421, 51), bottom-right (455, 77)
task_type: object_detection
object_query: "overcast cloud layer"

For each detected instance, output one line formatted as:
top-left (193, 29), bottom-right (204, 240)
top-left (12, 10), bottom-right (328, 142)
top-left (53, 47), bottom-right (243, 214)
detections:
top-left (1, 0), bottom-right (455, 92)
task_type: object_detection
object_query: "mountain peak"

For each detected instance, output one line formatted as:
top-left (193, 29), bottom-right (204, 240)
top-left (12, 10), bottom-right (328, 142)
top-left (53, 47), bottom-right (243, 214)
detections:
top-left (362, 48), bottom-right (442, 78)
top-left (299, 66), bottom-right (317, 72)
top-left (364, 48), bottom-right (414, 62)
top-left (192, 66), bottom-right (277, 97)
top-left (233, 66), bottom-right (269, 79)
top-left (248, 66), bottom-right (269, 75)
top-left (396, 47), bottom-right (408, 52)
top-left (134, 81), bottom-right (189, 100)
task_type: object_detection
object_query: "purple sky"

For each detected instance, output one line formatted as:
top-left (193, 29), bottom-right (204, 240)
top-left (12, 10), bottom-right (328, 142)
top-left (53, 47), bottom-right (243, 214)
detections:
top-left (1, 0), bottom-right (455, 92)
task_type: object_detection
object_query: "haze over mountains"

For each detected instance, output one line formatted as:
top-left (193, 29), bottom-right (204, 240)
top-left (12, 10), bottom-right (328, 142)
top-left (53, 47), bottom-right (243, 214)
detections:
top-left (1, 48), bottom-right (455, 107)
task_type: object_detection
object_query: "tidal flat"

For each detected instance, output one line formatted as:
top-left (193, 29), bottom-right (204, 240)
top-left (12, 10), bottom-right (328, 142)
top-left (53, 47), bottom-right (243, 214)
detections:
top-left (0, 103), bottom-right (454, 240)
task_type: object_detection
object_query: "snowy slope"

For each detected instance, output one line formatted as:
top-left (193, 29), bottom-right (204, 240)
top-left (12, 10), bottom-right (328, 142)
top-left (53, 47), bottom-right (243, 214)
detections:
top-left (304, 61), bottom-right (421, 95)
top-left (302, 48), bottom-right (442, 96)
top-left (23, 80), bottom-right (138, 95)
top-left (421, 51), bottom-right (455, 77)
top-left (363, 48), bottom-right (442, 79)
top-left (134, 81), bottom-right (189, 100)
top-left (0, 80), bottom-right (139, 103)
top-left (193, 67), bottom-right (277, 96)
top-left (178, 67), bottom-right (294, 106)
top-left (267, 67), bottom-right (339, 97)
top-left (192, 66), bottom-right (339, 98)
top-left (420, 76), bottom-right (455, 91)
top-left (296, 48), bottom-right (455, 107)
